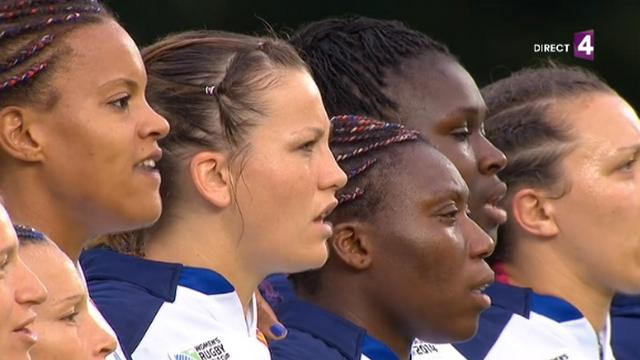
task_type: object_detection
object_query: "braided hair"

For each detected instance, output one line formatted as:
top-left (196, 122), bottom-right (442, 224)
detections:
top-left (291, 114), bottom-right (425, 295)
top-left (0, 0), bottom-right (112, 106)
top-left (289, 16), bottom-right (453, 120)
top-left (482, 64), bottom-right (614, 263)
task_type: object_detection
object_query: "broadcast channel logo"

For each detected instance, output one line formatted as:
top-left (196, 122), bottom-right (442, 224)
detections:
top-left (573, 29), bottom-right (595, 61)
top-left (533, 29), bottom-right (595, 61)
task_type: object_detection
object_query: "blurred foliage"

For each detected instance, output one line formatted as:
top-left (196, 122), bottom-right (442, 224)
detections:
top-left (107, 0), bottom-right (639, 109)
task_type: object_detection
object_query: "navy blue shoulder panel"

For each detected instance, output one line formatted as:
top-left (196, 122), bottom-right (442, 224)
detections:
top-left (89, 279), bottom-right (164, 359)
top-left (611, 294), bottom-right (640, 360)
top-left (453, 283), bottom-right (533, 359)
top-left (453, 304), bottom-right (514, 359)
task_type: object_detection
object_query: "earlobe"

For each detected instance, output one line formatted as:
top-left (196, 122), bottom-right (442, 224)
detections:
top-left (329, 222), bottom-right (372, 270)
top-left (190, 151), bottom-right (233, 208)
top-left (0, 106), bottom-right (44, 162)
top-left (511, 188), bottom-right (559, 238)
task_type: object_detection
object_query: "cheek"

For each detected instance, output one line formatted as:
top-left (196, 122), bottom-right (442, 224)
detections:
top-left (31, 321), bottom-right (79, 358)
top-left (429, 137), bottom-right (476, 185)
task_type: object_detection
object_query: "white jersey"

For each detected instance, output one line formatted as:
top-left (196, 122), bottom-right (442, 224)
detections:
top-left (451, 282), bottom-right (616, 360)
top-left (80, 248), bottom-right (270, 360)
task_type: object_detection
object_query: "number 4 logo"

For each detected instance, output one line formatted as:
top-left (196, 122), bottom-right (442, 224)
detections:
top-left (574, 30), bottom-right (595, 61)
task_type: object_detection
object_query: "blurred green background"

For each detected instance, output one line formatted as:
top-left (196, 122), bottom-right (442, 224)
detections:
top-left (107, 0), bottom-right (639, 109)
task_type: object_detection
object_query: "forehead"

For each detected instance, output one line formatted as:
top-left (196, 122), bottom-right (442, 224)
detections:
top-left (557, 94), bottom-right (640, 154)
top-left (20, 245), bottom-right (83, 298)
top-left (258, 70), bottom-right (329, 133)
top-left (382, 145), bottom-right (467, 205)
top-left (384, 54), bottom-right (485, 130)
top-left (52, 19), bottom-right (145, 89)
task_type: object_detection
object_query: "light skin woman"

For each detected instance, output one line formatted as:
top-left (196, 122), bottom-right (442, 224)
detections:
top-left (452, 65), bottom-right (640, 359)
top-left (485, 66), bottom-right (640, 333)
top-left (136, 32), bottom-right (347, 309)
top-left (0, 202), bottom-right (47, 360)
top-left (16, 226), bottom-right (116, 359)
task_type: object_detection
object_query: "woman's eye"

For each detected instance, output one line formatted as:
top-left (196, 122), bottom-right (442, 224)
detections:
top-left (620, 157), bottom-right (638, 172)
top-left (439, 207), bottom-right (459, 225)
top-left (61, 310), bottom-right (80, 323)
top-left (299, 140), bottom-right (316, 153)
top-left (109, 94), bottom-right (131, 110)
top-left (451, 127), bottom-right (471, 141)
top-left (0, 254), bottom-right (9, 272)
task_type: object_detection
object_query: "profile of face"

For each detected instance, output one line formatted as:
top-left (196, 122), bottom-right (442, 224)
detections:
top-left (231, 70), bottom-right (347, 273)
top-left (26, 19), bottom-right (169, 237)
top-left (20, 243), bottom-right (116, 359)
top-left (543, 93), bottom-right (640, 295)
top-left (364, 146), bottom-right (494, 342)
top-left (0, 205), bottom-right (47, 360)
top-left (384, 54), bottom-right (507, 239)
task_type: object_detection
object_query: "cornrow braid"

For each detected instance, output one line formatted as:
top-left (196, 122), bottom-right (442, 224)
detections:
top-left (336, 186), bottom-right (365, 205)
top-left (0, 11), bottom-right (98, 42)
top-left (0, 0), bottom-right (111, 104)
top-left (482, 64), bottom-right (614, 263)
top-left (0, 33), bottom-right (53, 72)
top-left (0, 3), bottom-right (99, 21)
top-left (290, 17), bottom-right (453, 119)
top-left (329, 114), bottom-right (420, 207)
top-left (0, 0), bottom-right (85, 12)
top-left (0, 62), bottom-right (46, 93)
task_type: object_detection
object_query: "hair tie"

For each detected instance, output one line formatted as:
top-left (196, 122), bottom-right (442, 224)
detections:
top-left (13, 224), bottom-right (45, 240)
top-left (204, 85), bottom-right (217, 96)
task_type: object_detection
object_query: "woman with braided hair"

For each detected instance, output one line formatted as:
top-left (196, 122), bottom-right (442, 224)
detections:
top-left (0, 0), bottom-right (169, 358)
top-left (262, 16), bottom-right (505, 359)
top-left (80, 30), bottom-right (347, 360)
top-left (267, 114), bottom-right (494, 360)
top-left (0, 1), bottom-right (169, 258)
top-left (452, 65), bottom-right (640, 360)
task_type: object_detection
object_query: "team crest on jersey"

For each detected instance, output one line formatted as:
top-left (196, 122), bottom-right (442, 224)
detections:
top-left (172, 337), bottom-right (230, 360)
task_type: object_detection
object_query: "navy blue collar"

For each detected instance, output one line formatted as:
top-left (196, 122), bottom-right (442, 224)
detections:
top-left (362, 334), bottom-right (399, 360)
top-left (178, 266), bottom-right (234, 295)
top-left (276, 299), bottom-right (368, 359)
top-left (487, 282), bottom-right (582, 322)
top-left (80, 247), bottom-right (235, 302)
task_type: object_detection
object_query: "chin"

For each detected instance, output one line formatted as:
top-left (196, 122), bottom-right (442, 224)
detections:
top-left (420, 320), bottom-right (478, 344)
top-left (286, 247), bottom-right (329, 274)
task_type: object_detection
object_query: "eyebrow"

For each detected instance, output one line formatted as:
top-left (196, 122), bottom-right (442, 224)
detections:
top-left (421, 188), bottom-right (468, 209)
top-left (97, 77), bottom-right (139, 91)
top-left (290, 126), bottom-right (324, 138)
top-left (616, 143), bottom-right (640, 153)
top-left (54, 293), bottom-right (84, 306)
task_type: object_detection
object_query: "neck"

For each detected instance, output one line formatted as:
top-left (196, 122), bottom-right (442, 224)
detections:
top-left (506, 236), bottom-right (613, 331)
top-left (305, 272), bottom-right (413, 360)
top-left (0, 172), bottom-right (90, 261)
top-left (144, 209), bottom-right (262, 312)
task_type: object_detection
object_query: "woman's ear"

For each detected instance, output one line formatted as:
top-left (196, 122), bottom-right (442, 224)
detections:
top-left (329, 221), bottom-right (374, 270)
top-left (189, 151), bottom-right (233, 208)
top-left (511, 188), bottom-right (560, 238)
top-left (0, 106), bottom-right (45, 162)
